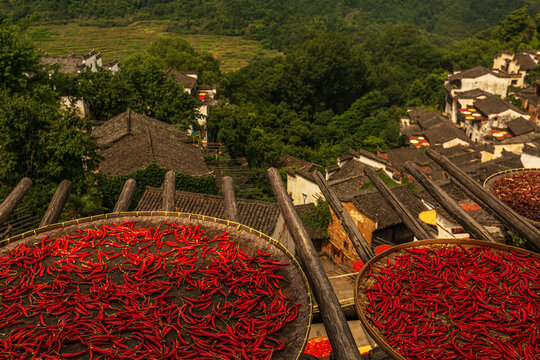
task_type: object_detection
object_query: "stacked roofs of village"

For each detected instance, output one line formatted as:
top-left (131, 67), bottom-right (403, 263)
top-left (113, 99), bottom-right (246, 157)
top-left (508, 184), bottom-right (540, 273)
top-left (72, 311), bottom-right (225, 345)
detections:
top-left (41, 50), bottom-right (120, 74)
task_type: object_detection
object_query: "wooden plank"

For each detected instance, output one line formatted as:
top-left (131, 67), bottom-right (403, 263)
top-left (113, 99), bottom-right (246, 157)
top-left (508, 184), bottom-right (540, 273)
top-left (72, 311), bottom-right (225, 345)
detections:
top-left (426, 149), bottom-right (540, 250)
top-left (0, 177), bottom-right (32, 227)
top-left (364, 168), bottom-right (433, 240)
top-left (222, 176), bottom-right (238, 222)
top-left (267, 168), bottom-right (363, 360)
top-left (113, 179), bottom-right (137, 213)
top-left (162, 171), bottom-right (176, 212)
top-left (404, 161), bottom-right (496, 242)
top-left (312, 171), bottom-right (374, 263)
top-left (40, 180), bottom-right (72, 227)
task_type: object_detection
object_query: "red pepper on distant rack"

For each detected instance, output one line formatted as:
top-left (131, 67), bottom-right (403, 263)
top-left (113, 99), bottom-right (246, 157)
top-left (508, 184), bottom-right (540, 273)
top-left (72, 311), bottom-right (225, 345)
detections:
top-left (364, 245), bottom-right (540, 360)
top-left (0, 221), bottom-right (301, 359)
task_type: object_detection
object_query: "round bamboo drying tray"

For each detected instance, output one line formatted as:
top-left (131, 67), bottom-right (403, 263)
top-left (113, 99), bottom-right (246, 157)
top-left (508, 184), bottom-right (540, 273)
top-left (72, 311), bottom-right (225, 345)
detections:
top-left (483, 168), bottom-right (540, 226)
top-left (0, 211), bottom-right (313, 360)
top-left (354, 239), bottom-right (539, 360)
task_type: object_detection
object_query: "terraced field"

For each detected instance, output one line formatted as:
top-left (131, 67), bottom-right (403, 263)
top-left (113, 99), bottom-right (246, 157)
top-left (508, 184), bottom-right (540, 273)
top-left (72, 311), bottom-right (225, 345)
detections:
top-left (29, 21), bottom-right (281, 72)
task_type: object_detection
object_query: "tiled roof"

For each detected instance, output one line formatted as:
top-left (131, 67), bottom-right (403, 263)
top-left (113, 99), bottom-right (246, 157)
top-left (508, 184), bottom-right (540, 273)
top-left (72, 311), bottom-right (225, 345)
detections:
top-left (135, 187), bottom-right (280, 235)
top-left (408, 108), bottom-right (446, 130)
top-left (455, 89), bottom-right (491, 99)
top-left (415, 180), bottom-right (503, 229)
top-left (385, 147), bottom-right (431, 170)
top-left (91, 110), bottom-right (209, 176)
top-left (463, 151), bottom-right (523, 182)
top-left (474, 94), bottom-right (527, 116)
top-left (352, 186), bottom-right (427, 229)
top-left (449, 66), bottom-right (509, 81)
top-left (507, 117), bottom-right (535, 136)
top-left (167, 68), bottom-right (197, 90)
top-left (41, 55), bottom-right (85, 73)
top-left (295, 204), bottom-right (329, 240)
top-left (329, 160), bottom-right (369, 181)
top-left (513, 53), bottom-right (538, 71)
top-left (286, 165), bottom-right (317, 182)
top-left (423, 121), bottom-right (470, 145)
top-left (349, 149), bottom-right (389, 165)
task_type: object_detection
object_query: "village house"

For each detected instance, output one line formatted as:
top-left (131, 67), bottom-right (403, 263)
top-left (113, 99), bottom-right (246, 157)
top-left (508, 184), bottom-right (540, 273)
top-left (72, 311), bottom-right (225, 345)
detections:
top-left (167, 68), bottom-right (198, 96)
top-left (402, 108), bottom-right (471, 149)
top-left (493, 51), bottom-right (539, 87)
top-left (336, 149), bottom-right (396, 180)
top-left (322, 186), bottom-right (427, 265)
top-left (287, 155), bottom-right (389, 206)
top-left (445, 66), bottom-right (516, 108)
top-left (286, 165), bottom-right (322, 205)
top-left (446, 90), bottom-right (530, 143)
top-left (521, 144), bottom-right (540, 167)
top-left (90, 109), bottom-right (210, 177)
top-left (41, 50), bottom-right (120, 116)
top-left (515, 80), bottom-right (540, 124)
top-left (166, 68), bottom-right (221, 142)
top-left (41, 49), bottom-right (120, 74)
top-left (415, 179), bottom-right (506, 241)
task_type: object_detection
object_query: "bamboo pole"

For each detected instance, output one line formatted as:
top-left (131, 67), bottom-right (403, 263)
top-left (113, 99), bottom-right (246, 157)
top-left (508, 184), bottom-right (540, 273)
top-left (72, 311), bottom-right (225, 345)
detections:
top-left (312, 171), bottom-right (374, 263)
top-left (0, 177), bottom-right (32, 227)
top-left (364, 168), bottom-right (434, 240)
top-left (222, 176), bottom-right (239, 222)
top-left (40, 180), bottom-right (72, 227)
top-left (404, 162), bottom-right (496, 242)
top-left (267, 168), bottom-right (363, 360)
top-left (426, 149), bottom-right (540, 250)
top-left (162, 171), bottom-right (176, 212)
top-left (113, 179), bottom-right (137, 213)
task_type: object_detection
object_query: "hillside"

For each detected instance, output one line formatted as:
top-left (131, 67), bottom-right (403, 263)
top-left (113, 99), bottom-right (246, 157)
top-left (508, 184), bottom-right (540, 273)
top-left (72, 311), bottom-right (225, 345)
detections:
top-left (3, 0), bottom-right (540, 50)
top-left (28, 21), bottom-right (282, 72)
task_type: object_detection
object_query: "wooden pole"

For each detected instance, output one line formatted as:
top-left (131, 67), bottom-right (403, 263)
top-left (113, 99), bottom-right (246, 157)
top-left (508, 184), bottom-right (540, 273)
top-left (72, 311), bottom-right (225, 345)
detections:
top-left (426, 149), bottom-right (540, 250)
top-left (267, 168), bottom-right (363, 360)
top-left (364, 168), bottom-right (433, 240)
top-left (113, 179), bottom-right (137, 213)
top-left (40, 180), bottom-right (72, 227)
top-left (0, 177), bottom-right (32, 227)
top-left (312, 171), bottom-right (374, 263)
top-left (222, 176), bottom-right (239, 222)
top-left (162, 171), bottom-right (176, 212)
top-left (404, 162), bottom-right (496, 242)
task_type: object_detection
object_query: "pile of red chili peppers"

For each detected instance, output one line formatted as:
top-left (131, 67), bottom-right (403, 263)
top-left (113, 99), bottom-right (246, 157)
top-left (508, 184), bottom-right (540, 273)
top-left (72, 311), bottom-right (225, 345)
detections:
top-left (0, 221), bottom-right (300, 359)
top-left (365, 245), bottom-right (539, 360)
top-left (491, 172), bottom-right (540, 221)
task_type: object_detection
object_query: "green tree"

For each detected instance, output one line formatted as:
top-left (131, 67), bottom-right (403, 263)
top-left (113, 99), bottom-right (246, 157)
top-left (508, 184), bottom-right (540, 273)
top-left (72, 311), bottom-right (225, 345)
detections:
top-left (245, 128), bottom-right (282, 167)
top-left (0, 21), bottom-right (40, 93)
top-left (496, 7), bottom-right (531, 42)
top-left (281, 31), bottom-right (366, 113)
top-left (147, 37), bottom-right (221, 85)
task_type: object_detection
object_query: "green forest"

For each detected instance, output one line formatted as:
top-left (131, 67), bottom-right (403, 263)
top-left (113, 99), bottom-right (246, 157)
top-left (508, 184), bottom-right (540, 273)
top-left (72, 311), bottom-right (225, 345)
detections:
top-left (0, 3), bottom-right (539, 221)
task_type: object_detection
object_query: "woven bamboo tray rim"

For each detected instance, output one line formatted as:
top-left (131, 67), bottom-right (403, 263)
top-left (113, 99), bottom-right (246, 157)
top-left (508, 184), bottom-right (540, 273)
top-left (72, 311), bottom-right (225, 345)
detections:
top-left (354, 238), bottom-right (540, 360)
top-left (483, 168), bottom-right (540, 226)
top-left (0, 211), bottom-right (313, 360)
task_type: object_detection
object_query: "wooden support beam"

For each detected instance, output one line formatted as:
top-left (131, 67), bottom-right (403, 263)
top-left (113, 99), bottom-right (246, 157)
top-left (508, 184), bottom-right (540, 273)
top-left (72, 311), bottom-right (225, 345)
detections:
top-left (0, 177), bottom-right (32, 227)
top-left (222, 176), bottom-right (239, 222)
top-left (426, 149), bottom-right (540, 250)
top-left (162, 171), bottom-right (176, 212)
top-left (404, 162), bottom-right (496, 242)
top-left (312, 171), bottom-right (374, 263)
top-left (267, 168), bottom-right (363, 360)
top-left (40, 180), bottom-right (72, 227)
top-left (364, 168), bottom-right (433, 240)
top-left (113, 179), bottom-right (137, 213)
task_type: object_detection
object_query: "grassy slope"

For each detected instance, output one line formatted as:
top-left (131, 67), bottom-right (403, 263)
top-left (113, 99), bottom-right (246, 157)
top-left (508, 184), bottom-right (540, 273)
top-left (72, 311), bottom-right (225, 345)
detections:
top-left (29, 21), bottom-right (282, 72)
